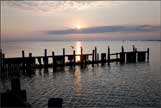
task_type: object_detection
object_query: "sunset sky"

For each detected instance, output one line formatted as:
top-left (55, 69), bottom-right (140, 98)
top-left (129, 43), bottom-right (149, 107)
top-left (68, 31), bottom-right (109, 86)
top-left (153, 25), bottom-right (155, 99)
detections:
top-left (1, 1), bottom-right (161, 41)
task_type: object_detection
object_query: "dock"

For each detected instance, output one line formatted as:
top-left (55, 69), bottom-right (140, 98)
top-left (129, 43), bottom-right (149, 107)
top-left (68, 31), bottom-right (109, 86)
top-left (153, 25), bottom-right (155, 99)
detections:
top-left (0, 45), bottom-right (149, 76)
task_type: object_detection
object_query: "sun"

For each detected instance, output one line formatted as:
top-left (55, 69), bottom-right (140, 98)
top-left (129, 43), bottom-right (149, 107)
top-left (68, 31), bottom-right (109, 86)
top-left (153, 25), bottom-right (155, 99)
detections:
top-left (76, 24), bottom-right (82, 30)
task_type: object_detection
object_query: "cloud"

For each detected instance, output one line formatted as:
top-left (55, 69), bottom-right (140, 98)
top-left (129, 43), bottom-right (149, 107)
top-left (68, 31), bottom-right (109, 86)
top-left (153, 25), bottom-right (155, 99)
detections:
top-left (3, 1), bottom-right (108, 13)
top-left (46, 25), bottom-right (161, 35)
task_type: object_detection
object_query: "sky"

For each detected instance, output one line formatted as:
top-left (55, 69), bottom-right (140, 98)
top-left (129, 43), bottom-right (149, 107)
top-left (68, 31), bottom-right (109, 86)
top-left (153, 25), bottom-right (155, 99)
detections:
top-left (1, 1), bottom-right (161, 41)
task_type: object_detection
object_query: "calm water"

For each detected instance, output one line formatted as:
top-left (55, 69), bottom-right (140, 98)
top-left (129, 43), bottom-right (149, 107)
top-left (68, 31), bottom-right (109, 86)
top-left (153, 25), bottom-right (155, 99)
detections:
top-left (1, 41), bottom-right (161, 108)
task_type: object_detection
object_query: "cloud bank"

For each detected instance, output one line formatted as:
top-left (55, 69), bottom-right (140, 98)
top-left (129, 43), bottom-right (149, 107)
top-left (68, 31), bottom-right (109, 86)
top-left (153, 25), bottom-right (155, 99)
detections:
top-left (3, 1), bottom-right (107, 12)
top-left (2, 25), bottom-right (160, 41)
top-left (46, 25), bottom-right (161, 35)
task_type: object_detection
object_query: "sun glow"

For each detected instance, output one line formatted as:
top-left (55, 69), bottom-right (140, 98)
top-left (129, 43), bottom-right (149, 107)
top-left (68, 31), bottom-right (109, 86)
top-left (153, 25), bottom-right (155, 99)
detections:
top-left (76, 24), bottom-right (82, 30)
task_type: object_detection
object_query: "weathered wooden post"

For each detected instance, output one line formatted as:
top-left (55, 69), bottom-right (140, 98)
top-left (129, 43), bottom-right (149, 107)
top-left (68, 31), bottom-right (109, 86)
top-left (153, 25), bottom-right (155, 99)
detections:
top-left (52, 51), bottom-right (57, 71)
top-left (108, 46), bottom-right (110, 65)
top-left (0, 49), bottom-right (2, 58)
top-left (80, 46), bottom-right (83, 68)
top-left (92, 50), bottom-right (94, 67)
top-left (44, 49), bottom-right (48, 72)
top-left (63, 48), bottom-right (65, 66)
top-left (0, 50), bottom-right (4, 74)
top-left (52, 51), bottom-right (55, 67)
top-left (147, 48), bottom-right (149, 62)
top-left (135, 47), bottom-right (138, 62)
top-left (116, 53), bottom-right (118, 64)
top-left (2, 53), bottom-right (5, 58)
top-left (44, 49), bottom-right (47, 67)
top-left (133, 45), bottom-right (137, 63)
top-left (3, 54), bottom-right (9, 75)
top-left (29, 53), bottom-right (35, 68)
top-left (120, 46), bottom-right (125, 64)
top-left (1, 53), bottom-right (5, 76)
top-left (1, 78), bottom-right (29, 107)
top-left (29, 53), bottom-right (32, 60)
top-left (73, 50), bottom-right (76, 66)
top-left (22, 50), bottom-right (25, 71)
top-left (122, 46), bottom-right (124, 52)
top-left (101, 53), bottom-right (106, 65)
top-left (132, 45), bottom-right (135, 52)
top-left (2, 53), bottom-right (5, 63)
top-left (27, 53), bottom-right (32, 72)
top-left (29, 53), bottom-right (32, 58)
top-left (44, 49), bottom-right (48, 68)
top-left (48, 98), bottom-right (63, 108)
top-left (94, 46), bottom-right (97, 62)
top-left (22, 50), bottom-right (25, 58)
top-left (45, 49), bottom-right (47, 56)
top-left (11, 78), bottom-right (27, 101)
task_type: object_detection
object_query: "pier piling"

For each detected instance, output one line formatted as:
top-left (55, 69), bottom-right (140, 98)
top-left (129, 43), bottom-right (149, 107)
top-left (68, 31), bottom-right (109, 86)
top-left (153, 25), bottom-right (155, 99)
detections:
top-left (48, 98), bottom-right (63, 108)
top-left (22, 50), bottom-right (25, 58)
top-left (63, 48), bottom-right (65, 66)
top-left (22, 50), bottom-right (25, 71)
top-left (120, 46), bottom-right (125, 64)
top-left (80, 47), bottom-right (83, 68)
top-left (116, 53), bottom-right (118, 64)
top-left (132, 45), bottom-right (135, 52)
top-left (108, 46), bottom-right (110, 65)
top-left (147, 48), bottom-right (149, 62)
top-left (52, 51), bottom-right (56, 71)
top-left (11, 78), bottom-right (27, 101)
top-left (94, 47), bottom-right (97, 62)
top-left (92, 50), bottom-right (94, 67)
top-left (52, 51), bottom-right (55, 66)
top-left (73, 50), bottom-right (76, 66)
top-left (44, 49), bottom-right (48, 68)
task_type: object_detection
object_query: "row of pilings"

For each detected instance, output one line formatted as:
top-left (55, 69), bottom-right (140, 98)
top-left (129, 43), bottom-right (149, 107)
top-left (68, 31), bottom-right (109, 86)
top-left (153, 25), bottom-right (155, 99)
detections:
top-left (0, 45), bottom-right (149, 77)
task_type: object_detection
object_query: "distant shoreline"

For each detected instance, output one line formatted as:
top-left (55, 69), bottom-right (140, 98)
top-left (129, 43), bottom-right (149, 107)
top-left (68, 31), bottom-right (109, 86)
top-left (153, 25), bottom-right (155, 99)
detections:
top-left (1, 40), bottom-right (161, 43)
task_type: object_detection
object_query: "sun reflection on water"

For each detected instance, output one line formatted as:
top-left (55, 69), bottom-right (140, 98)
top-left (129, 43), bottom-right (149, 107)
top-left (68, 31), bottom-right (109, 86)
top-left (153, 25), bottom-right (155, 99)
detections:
top-left (76, 41), bottom-right (81, 61)
top-left (74, 68), bottom-right (81, 96)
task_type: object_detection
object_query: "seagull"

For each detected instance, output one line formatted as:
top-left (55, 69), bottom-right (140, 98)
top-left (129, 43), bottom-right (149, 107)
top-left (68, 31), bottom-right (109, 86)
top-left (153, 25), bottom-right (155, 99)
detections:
top-left (70, 45), bottom-right (74, 49)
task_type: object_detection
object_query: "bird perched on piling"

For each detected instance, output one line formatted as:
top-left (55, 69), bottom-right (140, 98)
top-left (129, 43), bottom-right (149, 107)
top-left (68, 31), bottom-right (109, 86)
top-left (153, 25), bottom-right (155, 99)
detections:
top-left (70, 45), bottom-right (74, 49)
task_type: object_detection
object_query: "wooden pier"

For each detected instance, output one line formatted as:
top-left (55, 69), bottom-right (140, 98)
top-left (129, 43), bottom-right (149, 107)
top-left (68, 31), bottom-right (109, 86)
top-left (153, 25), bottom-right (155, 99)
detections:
top-left (0, 46), bottom-right (149, 76)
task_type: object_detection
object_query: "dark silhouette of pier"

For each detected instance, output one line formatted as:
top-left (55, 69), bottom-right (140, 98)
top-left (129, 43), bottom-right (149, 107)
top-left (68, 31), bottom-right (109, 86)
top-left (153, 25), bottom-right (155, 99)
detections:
top-left (0, 45), bottom-right (149, 77)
